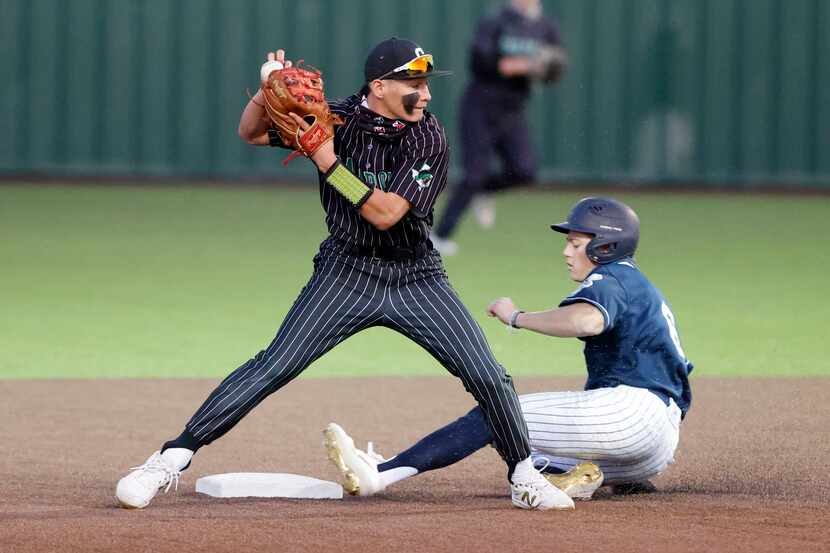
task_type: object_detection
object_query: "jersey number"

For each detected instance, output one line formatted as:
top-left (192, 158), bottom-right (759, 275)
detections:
top-left (661, 302), bottom-right (687, 360)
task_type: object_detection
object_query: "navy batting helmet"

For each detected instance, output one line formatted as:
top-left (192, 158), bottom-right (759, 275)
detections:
top-left (551, 197), bottom-right (640, 264)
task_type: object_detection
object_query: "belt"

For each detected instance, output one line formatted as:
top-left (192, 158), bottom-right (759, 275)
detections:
top-left (338, 239), bottom-right (430, 261)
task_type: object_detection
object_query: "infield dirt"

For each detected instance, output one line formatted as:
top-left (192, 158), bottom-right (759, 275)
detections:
top-left (1, 377), bottom-right (828, 552)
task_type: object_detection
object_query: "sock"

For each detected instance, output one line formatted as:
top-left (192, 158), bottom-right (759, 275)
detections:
top-left (378, 466), bottom-right (419, 489)
top-left (162, 428), bottom-right (201, 454)
top-left (160, 448), bottom-right (193, 472)
top-left (377, 406), bottom-right (493, 477)
top-left (161, 429), bottom-right (200, 471)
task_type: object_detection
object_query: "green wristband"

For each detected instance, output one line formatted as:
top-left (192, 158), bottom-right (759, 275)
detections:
top-left (325, 160), bottom-right (372, 207)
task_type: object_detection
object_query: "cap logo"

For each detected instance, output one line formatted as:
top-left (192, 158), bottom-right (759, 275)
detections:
top-left (415, 47), bottom-right (425, 56)
top-left (590, 205), bottom-right (604, 214)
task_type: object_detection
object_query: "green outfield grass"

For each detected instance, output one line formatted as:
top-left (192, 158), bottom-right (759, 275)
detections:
top-left (1, 183), bottom-right (827, 379)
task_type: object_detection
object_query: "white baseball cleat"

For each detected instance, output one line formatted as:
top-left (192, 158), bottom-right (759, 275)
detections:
top-left (430, 234), bottom-right (459, 256)
top-left (115, 451), bottom-right (181, 509)
top-left (323, 423), bottom-right (385, 497)
top-left (510, 461), bottom-right (575, 510)
top-left (472, 195), bottom-right (496, 229)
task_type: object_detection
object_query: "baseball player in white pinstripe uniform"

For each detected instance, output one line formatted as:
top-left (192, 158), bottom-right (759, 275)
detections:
top-left (324, 197), bottom-right (693, 500)
top-left (115, 38), bottom-right (571, 511)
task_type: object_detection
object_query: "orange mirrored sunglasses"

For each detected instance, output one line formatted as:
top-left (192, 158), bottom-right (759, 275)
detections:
top-left (378, 54), bottom-right (434, 79)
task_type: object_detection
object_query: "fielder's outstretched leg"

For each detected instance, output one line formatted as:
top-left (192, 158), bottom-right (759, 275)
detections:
top-left (116, 249), bottom-right (384, 508)
top-left (381, 268), bottom-right (573, 509)
top-left (385, 271), bottom-right (530, 466)
top-left (179, 253), bottom-right (384, 448)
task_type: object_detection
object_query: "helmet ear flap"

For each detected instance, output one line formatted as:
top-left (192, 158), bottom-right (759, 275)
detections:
top-left (586, 238), bottom-right (619, 264)
top-left (586, 239), bottom-right (601, 263)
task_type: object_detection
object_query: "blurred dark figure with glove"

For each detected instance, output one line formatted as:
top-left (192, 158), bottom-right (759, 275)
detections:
top-left (432, 0), bottom-right (567, 255)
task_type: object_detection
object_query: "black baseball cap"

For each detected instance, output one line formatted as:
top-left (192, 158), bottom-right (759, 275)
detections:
top-left (364, 37), bottom-right (452, 82)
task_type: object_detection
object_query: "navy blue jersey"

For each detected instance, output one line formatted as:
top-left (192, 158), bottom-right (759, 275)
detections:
top-left (559, 259), bottom-right (693, 415)
top-left (322, 95), bottom-right (449, 248)
top-left (468, 6), bottom-right (561, 104)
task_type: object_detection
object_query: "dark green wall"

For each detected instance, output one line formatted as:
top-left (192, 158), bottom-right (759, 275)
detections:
top-left (1, 0), bottom-right (828, 186)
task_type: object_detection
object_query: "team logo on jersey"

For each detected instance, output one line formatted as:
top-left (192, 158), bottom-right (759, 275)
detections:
top-left (499, 36), bottom-right (539, 56)
top-left (571, 273), bottom-right (603, 295)
top-left (410, 163), bottom-right (433, 190)
top-left (392, 120), bottom-right (406, 131)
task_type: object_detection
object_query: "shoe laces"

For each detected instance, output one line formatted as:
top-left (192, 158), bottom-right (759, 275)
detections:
top-left (512, 465), bottom-right (553, 490)
top-left (533, 457), bottom-right (551, 473)
top-left (129, 455), bottom-right (181, 493)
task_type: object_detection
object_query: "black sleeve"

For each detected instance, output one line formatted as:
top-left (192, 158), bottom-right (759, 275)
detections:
top-left (267, 128), bottom-right (292, 150)
top-left (385, 118), bottom-right (449, 218)
top-left (328, 95), bottom-right (360, 118)
top-left (469, 15), bottom-right (503, 80)
top-left (544, 16), bottom-right (562, 47)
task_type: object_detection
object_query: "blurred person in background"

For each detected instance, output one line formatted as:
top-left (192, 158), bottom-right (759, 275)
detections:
top-left (431, 0), bottom-right (568, 255)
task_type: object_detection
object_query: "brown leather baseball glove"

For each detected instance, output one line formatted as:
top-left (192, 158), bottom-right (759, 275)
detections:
top-left (260, 63), bottom-right (342, 163)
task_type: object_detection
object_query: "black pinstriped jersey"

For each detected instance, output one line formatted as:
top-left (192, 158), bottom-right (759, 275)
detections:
top-left (323, 94), bottom-right (449, 248)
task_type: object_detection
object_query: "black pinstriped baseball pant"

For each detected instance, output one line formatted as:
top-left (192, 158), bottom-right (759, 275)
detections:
top-left (170, 237), bottom-right (531, 466)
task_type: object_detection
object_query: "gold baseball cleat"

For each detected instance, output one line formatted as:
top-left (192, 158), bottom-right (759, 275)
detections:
top-left (323, 426), bottom-right (361, 495)
top-left (322, 423), bottom-right (385, 497)
top-left (543, 461), bottom-right (604, 500)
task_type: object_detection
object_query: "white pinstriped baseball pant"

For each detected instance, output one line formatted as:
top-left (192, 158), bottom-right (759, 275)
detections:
top-left (182, 238), bottom-right (532, 464)
top-left (524, 385), bottom-right (682, 484)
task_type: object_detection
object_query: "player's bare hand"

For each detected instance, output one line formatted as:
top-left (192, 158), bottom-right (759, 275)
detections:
top-left (267, 49), bottom-right (294, 68)
top-left (498, 56), bottom-right (533, 77)
top-left (261, 49), bottom-right (293, 82)
top-left (487, 297), bottom-right (517, 325)
top-left (289, 112), bottom-right (311, 132)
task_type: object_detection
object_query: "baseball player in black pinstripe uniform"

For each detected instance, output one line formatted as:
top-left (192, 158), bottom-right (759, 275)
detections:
top-left (115, 38), bottom-right (570, 511)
